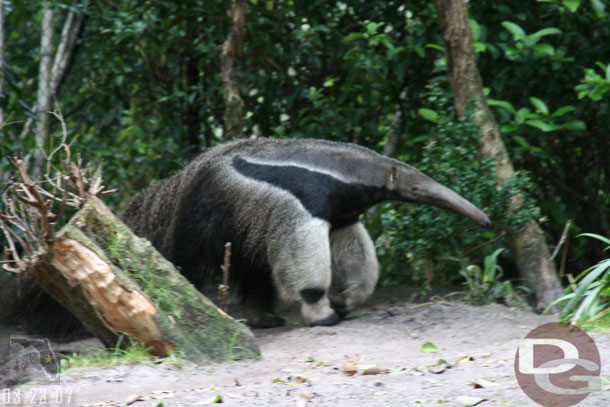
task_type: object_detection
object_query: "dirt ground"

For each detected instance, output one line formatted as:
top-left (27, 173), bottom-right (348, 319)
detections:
top-left (1, 291), bottom-right (609, 407)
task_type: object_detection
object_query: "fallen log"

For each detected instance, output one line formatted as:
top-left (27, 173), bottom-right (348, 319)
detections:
top-left (29, 196), bottom-right (260, 363)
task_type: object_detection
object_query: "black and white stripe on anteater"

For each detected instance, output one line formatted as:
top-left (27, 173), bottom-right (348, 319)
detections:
top-left (120, 138), bottom-right (491, 328)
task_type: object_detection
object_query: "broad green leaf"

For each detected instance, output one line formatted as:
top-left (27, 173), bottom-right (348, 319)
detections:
top-left (529, 97), bottom-right (549, 115)
top-left (418, 108), bottom-right (440, 123)
top-left (562, 0), bottom-right (581, 12)
top-left (323, 78), bottom-right (335, 87)
top-left (534, 43), bottom-right (555, 57)
top-left (591, 87), bottom-right (609, 101)
top-left (526, 111), bottom-right (544, 120)
top-left (551, 105), bottom-right (575, 117)
top-left (577, 90), bottom-right (589, 100)
top-left (343, 32), bottom-right (365, 43)
top-left (543, 293), bottom-right (573, 316)
top-left (487, 98), bottom-right (517, 114)
top-left (501, 21), bottom-right (526, 39)
top-left (525, 119), bottom-right (554, 132)
top-left (513, 135), bottom-right (530, 149)
top-left (591, 0), bottom-right (607, 15)
top-left (556, 120), bottom-right (586, 131)
top-left (573, 284), bottom-right (604, 322)
top-left (579, 233), bottom-right (610, 248)
top-left (421, 342), bottom-right (438, 353)
top-left (501, 124), bottom-right (519, 133)
top-left (365, 21), bottom-right (384, 34)
top-left (469, 19), bottom-right (481, 41)
top-left (515, 107), bottom-right (533, 122)
top-left (484, 248), bottom-right (505, 278)
top-left (426, 43), bottom-right (444, 52)
top-left (474, 42), bottom-right (486, 53)
top-left (563, 258), bottom-right (610, 314)
top-left (529, 27), bottom-right (562, 40)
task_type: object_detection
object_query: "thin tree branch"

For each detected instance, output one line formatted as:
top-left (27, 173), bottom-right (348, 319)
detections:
top-left (550, 219), bottom-right (572, 262)
top-left (20, 0), bottom-right (83, 140)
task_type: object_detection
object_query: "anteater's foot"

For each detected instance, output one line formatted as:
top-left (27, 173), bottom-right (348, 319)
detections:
top-left (310, 312), bottom-right (342, 327)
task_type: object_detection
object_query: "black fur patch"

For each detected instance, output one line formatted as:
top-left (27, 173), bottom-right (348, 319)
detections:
top-left (165, 167), bottom-right (275, 311)
top-left (300, 288), bottom-right (326, 304)
top-left (232, 156), bottom-right (387, 228)
top-left (330, 302), bottom-right (349, 319)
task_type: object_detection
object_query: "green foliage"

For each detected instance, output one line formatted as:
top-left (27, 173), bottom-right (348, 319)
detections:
top-left (372, 87), bottom-right (540, 289)
top-left (59, 337), bottom-right (157, 370)
top-left (454, 248), bottom-right (530, 307)
top-left (471, 0), bottom-right (610, 273)
top-left (2, 0), bottom-right (610, 284)
top-left (538, 0), bottom-right (582, 13)
top-left (59, 336), bottom-right (184, 370)
top-left (575, 61), bottom-right (610, 101)
top-left (551, 233), bottom-right (610, 325)
top-left (487, 96), bottom-right (586, 135)
top-left (501, 20), bottom-right (564, 61)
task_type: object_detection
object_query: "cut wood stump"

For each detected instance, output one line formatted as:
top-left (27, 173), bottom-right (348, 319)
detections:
top-left (30, 196), bottom-right (260, 363)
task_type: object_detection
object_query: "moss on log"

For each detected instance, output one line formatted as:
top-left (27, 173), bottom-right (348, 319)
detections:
top-left (32, 196), bottom-right (260, 363)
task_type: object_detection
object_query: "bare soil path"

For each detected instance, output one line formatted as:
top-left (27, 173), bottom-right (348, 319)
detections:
top-left (2, 294), bottom-right (609, 407)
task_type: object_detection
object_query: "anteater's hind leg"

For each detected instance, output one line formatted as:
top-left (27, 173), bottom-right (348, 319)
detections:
top-left (329, 222), bottom-right (379, 317)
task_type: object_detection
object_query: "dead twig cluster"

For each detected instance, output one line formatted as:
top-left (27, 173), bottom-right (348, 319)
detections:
top-left (1, 109), bottom-right (116, 274)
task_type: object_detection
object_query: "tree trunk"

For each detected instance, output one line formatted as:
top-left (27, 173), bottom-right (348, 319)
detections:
top-left (31, 196), bottom-right (260, 363)
top-left (49, 0), bottom-right (82, 96)
top-left (220, 0), bottom-right (248, 140)
top-left (382, 88), bottom-right (409, 158)
top-left (33, 1), bottom-right (55, 176)
top-left (21, 1), bottom-right (83, 143)
top-left (432, 0), bottom-right (563, 311)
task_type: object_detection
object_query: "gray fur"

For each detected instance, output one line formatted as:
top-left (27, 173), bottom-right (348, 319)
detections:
top-left (121, 138), bottom-right (490, 327)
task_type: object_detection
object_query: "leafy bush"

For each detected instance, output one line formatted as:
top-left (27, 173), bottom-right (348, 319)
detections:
top-left (372, 87), bottom-right (540, 291)
top-left (452, 248), bottom-right (530, 307)
top-left (551, 233), bottom-right (610, 325)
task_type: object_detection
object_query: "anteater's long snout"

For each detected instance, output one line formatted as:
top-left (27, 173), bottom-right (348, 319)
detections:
top-left (415, 181), bottom-right (491, 228)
